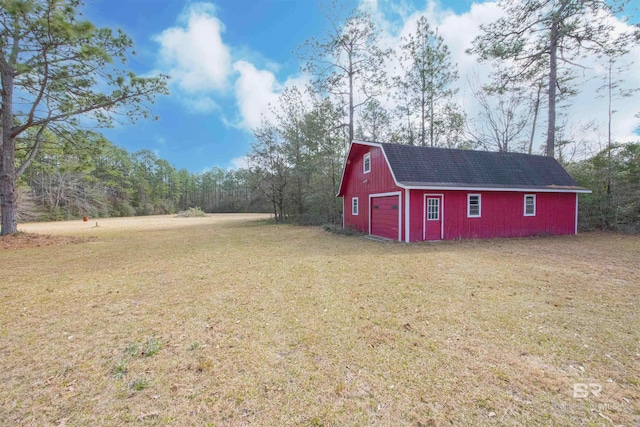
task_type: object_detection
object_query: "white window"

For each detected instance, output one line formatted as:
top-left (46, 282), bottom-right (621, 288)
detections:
top-left (363, 152), bottom-right (371, 174)
top-left (352, 197), bottom-right (359, 215)
top-left (524, 194), bottom-right (536, 216)
top-left (427, 198), bottom-right (439, 220)
top-left (467, 194), bottom-right (481, 218)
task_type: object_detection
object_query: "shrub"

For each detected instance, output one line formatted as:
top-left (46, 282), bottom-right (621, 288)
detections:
top-left (123, 336), bottom-right (162, 358)
top-left (176, 207), bottom-right (206, 218)
top-left (129, 377), bottom-right (149, 391)
top-left (322, 224), bottom-right (365, 236)
top-left (112, 359), bottom-right (128, 379)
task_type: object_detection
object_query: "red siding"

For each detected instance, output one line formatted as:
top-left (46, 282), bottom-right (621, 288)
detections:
top-left (408, 190), bottom-right (576, 241)
top-left (341, 145), bottom-right (402, 235)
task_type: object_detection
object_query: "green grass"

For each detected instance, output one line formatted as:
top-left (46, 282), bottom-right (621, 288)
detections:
top-left (128, 377), bottom-right (149, 391)
top-left (1, 214), bottom-right (638, 425)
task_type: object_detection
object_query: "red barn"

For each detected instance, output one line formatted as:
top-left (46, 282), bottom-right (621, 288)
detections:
top-left (337, 141), bottom-right (590, 242)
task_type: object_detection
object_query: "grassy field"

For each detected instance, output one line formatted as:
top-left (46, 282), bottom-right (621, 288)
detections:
top-left (1, 215), bottom-right (639, 426)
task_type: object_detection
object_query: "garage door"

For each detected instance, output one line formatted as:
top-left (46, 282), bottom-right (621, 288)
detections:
top-left (370, 195), bottom-right (400, 240)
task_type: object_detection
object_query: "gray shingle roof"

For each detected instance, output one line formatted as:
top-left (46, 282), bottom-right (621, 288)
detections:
top-left (379, 143), bottom-right (581, 189)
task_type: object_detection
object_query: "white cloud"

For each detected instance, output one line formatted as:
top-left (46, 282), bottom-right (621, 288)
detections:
top-left (231, 61), bottom-right (310, 130)
top-left (232, 60), bottom-right (281, 130)
top-left (155, 3), bottom-right (311, 127)
top-left (155, 3), bottom-right (231, 96)
top-left (437, 2), bottom-right (504, 72)
top-left (186, 96), bottom-right (220, 114)
top-left (229, 155), bottom-right (249, 170)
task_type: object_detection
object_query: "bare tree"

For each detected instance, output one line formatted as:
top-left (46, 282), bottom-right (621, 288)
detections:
top-left (355, 99), bottom-right (391, 142)
top-left (248, 122), bottom-right (289, 221)
top-left (466, 76), bottom-right (530, 152)
top-left (30, 159), bottom-right (108, 219)
top-left (299, 3), bottom-right (390, 144)
top-left (432, 102), bottom-right (466, 149)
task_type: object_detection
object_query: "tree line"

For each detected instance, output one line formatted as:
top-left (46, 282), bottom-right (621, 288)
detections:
top-left (16, 134), bottom-right (269, 222)
top-left (569, 143), bottom-right (640, 233)
top-left (2, 0), bottom-right (639, 234)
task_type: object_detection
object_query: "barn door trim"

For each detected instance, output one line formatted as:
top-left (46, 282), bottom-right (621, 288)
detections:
top-left (423, 193), bottom-right (444, 240)
top-left (368, 191), bottom-right (402, 241)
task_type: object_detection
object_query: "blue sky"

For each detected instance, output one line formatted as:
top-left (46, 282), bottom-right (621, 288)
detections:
top-left (81, 0), bottom-right (357, 172)
top-left (81, 0), bottom-right (640, 172)
top-left (87, 0), bottom-right (332, 81)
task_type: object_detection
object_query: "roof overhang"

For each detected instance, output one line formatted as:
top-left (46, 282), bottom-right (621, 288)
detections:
top-left (398, 183), bottom-right (592, 194)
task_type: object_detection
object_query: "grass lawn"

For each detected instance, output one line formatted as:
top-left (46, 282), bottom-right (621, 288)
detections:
top-left (1, 214), bottom-right (638, 426)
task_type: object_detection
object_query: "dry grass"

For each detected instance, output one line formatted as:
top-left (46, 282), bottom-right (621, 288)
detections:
top-left (1, 215), bottom-right (638, 426)
top-left (1, 232), bottom-right (93, 250)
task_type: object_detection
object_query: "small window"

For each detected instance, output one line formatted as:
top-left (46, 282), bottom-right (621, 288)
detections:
top-left (468, 194), bottom-right (481, 218)
top-left (524, 194), bottom-right (536, 216)
top-left (352, 197), bottom-right (359, 215)
top-left (363, 153), bottom-right (371, 174)
top-left (427, 198), bottom-right (439, 220)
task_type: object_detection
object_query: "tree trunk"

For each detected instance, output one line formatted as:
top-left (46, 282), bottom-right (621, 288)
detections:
top-left (349, 67), bottom-right (354, 144)
top-left (406, 100), bottom-right (414, 145)
top-left (420, 90), bottom-right (426, 147)
top-left (529, 84), bottom-right (542, 154)
top-left (606, 60), bottom-right (612, 195)
top-left (1, 67), bottom-right (18, 235)
top-left (545, 20), bottom-right (559, 158)
top-left (429, 92), bottom-right (434, 147)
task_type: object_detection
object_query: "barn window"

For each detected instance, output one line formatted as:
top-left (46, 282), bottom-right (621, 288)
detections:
top-left (352, 197), bottom-right (359, 215)
top-left (363, 153), bottom-right (371, 174)
top-left (427, 198), bottom-right (439, 220)
top-left (524, 194), bottom-right (536, 216)
top-left (467, 194), bottom-right (481, 218)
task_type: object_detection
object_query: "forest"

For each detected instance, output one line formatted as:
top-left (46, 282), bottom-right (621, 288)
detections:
top-left (2, 0), bottom-right (639, 233)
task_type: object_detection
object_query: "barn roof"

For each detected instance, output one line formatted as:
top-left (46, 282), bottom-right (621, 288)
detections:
top-left (381, 142), bottom-right (580, 188)
top-left (338, 141), bottom-right (589, 195)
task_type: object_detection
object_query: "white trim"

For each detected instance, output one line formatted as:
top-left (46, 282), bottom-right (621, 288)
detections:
top-left (352, 197), bottom-right (359, 215)
top-left (524, 194), bottom-right (536, 216)
top-left (369, 191), bottom-right (402, 241)
top-left (404, 189), bottom-right (410, 243)
top-left (363, 152), bottom-right (371, 174)
top-left (342, 197), bottom-right (344, 229)
top-left (467, 194), bottom-right (481, 218)
top-left (402, 184), bottom-right (591, 194)
top-left (422, 193), bottom-right (444, 240)
top-left (575, 193), bottom-right (579, 235)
